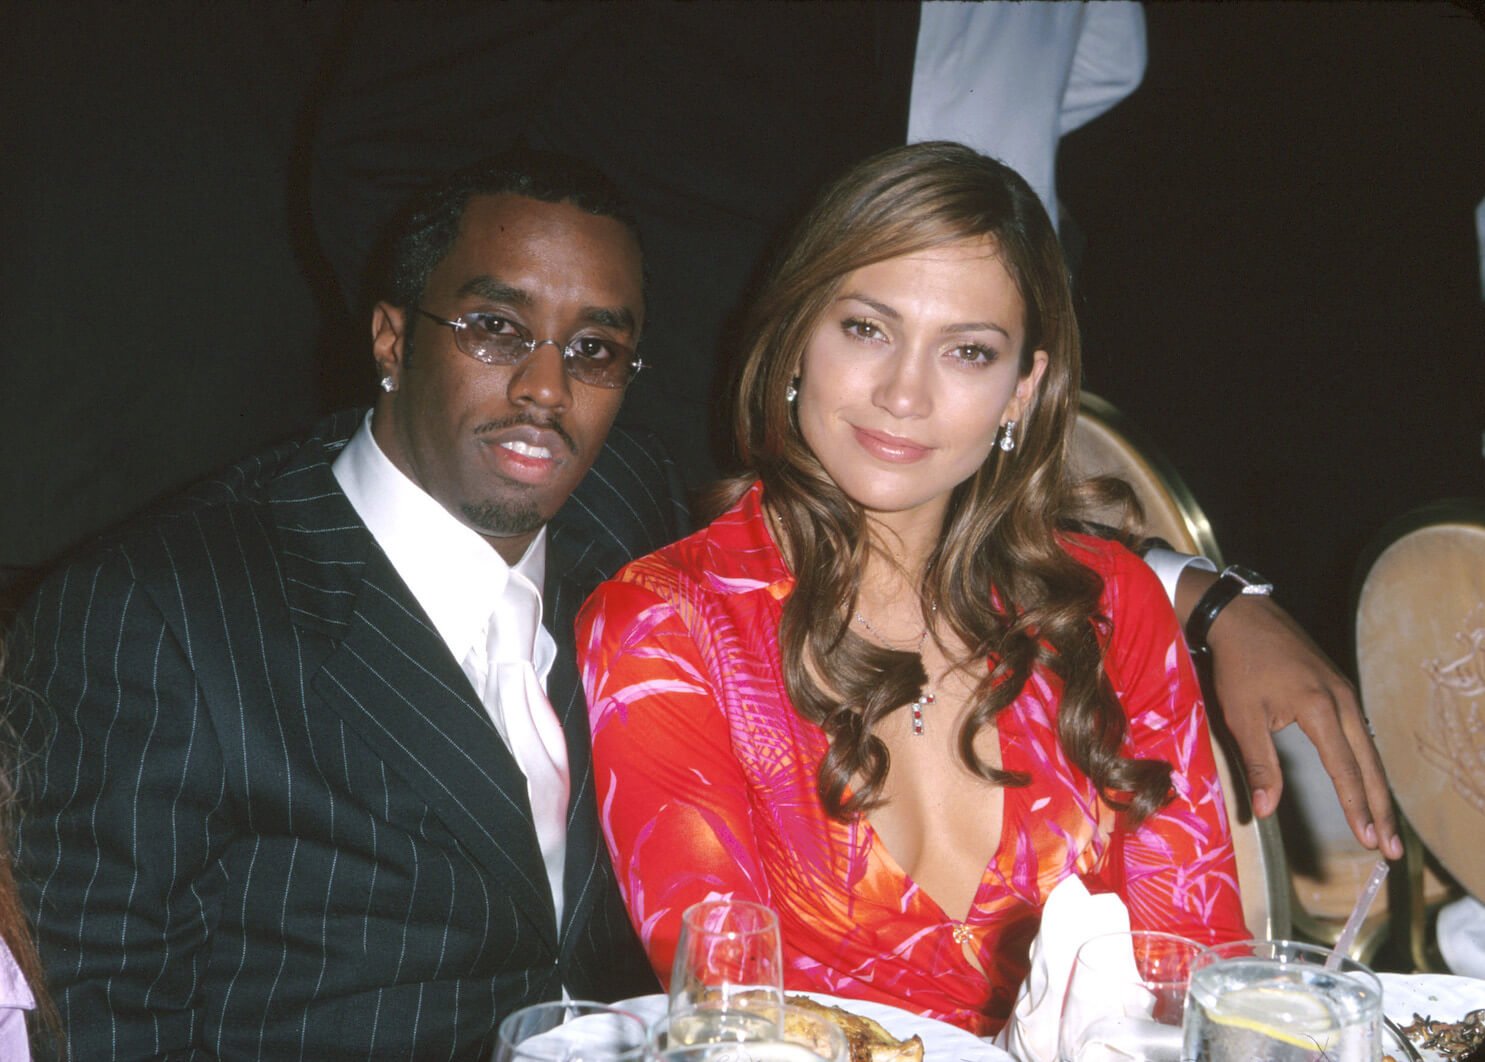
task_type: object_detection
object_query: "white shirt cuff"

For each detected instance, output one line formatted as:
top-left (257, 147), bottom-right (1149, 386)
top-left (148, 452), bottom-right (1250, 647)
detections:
top-left (1143, 548), bottom-right (1217, 608)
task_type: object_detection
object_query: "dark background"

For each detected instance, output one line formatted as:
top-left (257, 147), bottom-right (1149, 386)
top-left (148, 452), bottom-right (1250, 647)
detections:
top-left (2, 0), bottom-right (1482, 670)
top-left (1060, 1), bottom-right (1484, 664)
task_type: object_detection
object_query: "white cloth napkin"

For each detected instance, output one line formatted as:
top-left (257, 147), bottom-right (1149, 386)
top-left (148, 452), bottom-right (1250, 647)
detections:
top-left (995, 877), bottom-right (1137, 1062)
top-left (1439, 895), bottom-right (1485, 978)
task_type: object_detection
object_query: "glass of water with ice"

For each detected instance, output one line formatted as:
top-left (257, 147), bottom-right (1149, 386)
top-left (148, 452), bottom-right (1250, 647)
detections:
top-left (1182, 939), bottom-right (1383, 1062)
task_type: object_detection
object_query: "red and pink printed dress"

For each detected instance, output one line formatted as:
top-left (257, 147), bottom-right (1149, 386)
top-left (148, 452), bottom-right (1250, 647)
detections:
top-left (577, 483), bottom-right (1246, 1036)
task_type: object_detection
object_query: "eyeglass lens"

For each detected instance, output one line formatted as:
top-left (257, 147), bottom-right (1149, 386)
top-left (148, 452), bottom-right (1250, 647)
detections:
top-left (420, 309), bottom-right (639, 388)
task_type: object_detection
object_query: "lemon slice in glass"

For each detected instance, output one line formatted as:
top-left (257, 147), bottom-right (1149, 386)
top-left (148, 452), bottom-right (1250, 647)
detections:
top-left (1205, 984), bottom-right (1341, 1051)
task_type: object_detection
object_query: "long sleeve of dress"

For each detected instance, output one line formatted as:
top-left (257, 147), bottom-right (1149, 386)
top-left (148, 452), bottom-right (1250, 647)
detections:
top-left (579, 579), bottom-right (777, 984)
top-left (1093, 542), bottom-right (1247, 943)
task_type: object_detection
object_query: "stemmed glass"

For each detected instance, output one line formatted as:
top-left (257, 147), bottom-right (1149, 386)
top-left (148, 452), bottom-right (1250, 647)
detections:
top-left (495, 1001), bottom-right (649, 1062)
top-left (668, 898), bottom-right (786, 1040)
top-left (1057, 930), bottom-right (1202, 1062)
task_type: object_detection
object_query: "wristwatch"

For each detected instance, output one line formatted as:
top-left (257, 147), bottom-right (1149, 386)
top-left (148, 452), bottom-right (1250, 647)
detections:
top-left (1184, 565), bottom-right (1274, 656)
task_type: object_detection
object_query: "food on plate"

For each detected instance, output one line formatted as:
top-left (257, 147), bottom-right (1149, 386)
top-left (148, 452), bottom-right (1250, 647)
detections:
top-left (784, 996), bottom-right (925, 1062)
top-left (1399, 1007), bottom-right (1485, 1059)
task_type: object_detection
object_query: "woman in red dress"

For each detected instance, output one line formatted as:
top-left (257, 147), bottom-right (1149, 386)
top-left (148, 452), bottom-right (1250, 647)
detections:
top-left (577, 142), bottom-right (1246, 1035)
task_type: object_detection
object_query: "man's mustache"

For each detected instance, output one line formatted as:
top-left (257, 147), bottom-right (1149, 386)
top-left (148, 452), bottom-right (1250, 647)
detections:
top-left (474, 414), bottom-right (578, 455)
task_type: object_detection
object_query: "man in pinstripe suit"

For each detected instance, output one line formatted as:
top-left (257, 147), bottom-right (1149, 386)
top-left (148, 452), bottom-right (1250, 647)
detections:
top-left (7, 153), bottom-right (682, 1058)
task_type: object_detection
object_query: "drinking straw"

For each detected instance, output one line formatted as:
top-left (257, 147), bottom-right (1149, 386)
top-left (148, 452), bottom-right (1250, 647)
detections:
top-left (1326, 858), bottom-right (1390, 969)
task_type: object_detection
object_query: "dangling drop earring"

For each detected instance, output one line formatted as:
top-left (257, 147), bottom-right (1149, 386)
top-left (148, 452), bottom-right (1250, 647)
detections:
top-left (999, 419), bottom-right (1016, 452)
top-left (785, 375), bottom-right (800, 403)
top-left (380, 375), bottom-right (397, 394)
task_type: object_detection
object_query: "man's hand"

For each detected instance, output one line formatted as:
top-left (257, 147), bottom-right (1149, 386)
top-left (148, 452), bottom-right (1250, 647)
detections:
top-left (1176, 568), bottom-right (1404, 861)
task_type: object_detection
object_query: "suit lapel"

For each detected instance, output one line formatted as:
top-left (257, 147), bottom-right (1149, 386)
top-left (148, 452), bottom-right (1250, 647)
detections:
top-left (272, 423), bottom-right (560, 947)
top-left (544, 512), bottom-right (617, 948)
top-left (264, 418), bottom-right (683, 955)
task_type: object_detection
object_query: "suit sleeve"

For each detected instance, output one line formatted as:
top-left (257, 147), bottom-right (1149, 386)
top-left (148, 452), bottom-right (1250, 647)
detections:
top-left (10, 547), bottom-right (228, 1060)
top-left (577, 578), bottom-right (772, 985)
top-left (1098, 544), bottom-right (1249, 944)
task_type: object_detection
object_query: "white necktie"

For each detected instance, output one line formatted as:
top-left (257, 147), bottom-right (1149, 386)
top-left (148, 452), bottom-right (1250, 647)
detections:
top-left (485, 578), bottom-right (569, 924)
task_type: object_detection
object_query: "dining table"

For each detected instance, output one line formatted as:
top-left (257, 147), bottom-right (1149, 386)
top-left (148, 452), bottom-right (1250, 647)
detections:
top-left (617, 992), bottom-right (1012, 1061)
top-left (613, 971), bottom-right (1485, 1061)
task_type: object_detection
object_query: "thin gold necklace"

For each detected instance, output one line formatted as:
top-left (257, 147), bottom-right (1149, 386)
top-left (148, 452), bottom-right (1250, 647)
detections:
top-left (854, 606), bottom-right (937, 736)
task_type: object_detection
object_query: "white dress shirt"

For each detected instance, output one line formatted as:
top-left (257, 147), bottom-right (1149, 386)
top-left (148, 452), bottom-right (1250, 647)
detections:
top-left (0, 935), bottom-right (34, 1060)
top-left (1143, 547), bottom-right (1217, 608)
top-left (332, 413), bottom-right (566, 920)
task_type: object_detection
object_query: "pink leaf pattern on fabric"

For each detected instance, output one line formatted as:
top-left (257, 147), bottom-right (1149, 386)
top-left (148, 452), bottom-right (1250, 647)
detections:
top-left (578, 484), bottom-right (1246, 1036)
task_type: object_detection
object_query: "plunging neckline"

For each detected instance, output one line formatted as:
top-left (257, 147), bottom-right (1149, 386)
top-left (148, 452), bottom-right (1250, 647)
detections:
top-left (856, 721), bottom-right (1015, 927)
top-left (758, 489), bottom-right (1018, 928)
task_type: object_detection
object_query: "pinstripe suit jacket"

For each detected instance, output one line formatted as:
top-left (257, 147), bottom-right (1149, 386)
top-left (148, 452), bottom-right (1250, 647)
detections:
top-left (8, 410), bottom-right (685, 1060)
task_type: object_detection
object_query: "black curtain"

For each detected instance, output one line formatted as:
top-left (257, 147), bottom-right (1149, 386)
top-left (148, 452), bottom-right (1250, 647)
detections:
top-left (4, 0), bottom-right (1481, 667)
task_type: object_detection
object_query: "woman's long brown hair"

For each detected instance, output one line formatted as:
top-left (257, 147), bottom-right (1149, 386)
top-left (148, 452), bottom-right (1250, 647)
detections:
top-left (719, 142), bottom-right (1172, 824)
top-left (0, 638), bottom-right (62, 1054)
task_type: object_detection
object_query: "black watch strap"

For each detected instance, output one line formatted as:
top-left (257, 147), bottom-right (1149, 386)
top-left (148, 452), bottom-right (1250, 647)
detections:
top-left (1184, 565), bottom-right (1275, 655)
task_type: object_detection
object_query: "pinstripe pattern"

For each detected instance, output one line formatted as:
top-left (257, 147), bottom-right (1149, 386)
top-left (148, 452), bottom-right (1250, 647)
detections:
top-left (8, 410), bottom-right (684, 1060)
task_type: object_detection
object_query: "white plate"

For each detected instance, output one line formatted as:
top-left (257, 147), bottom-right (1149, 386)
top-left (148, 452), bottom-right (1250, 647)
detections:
top-left (616, 992), bottom-right (1011, 1062)
top-left (1381, 973), bottom-right (1485, 1061)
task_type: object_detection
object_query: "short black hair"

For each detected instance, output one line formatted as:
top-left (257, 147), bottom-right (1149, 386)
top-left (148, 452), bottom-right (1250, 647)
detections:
top-left (378, 148), bottom-right (643, 311)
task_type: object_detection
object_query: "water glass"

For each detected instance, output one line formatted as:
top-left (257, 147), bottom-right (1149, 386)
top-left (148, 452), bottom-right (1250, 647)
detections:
top-left (669, 899), bottom-right (785, 1022)
top-left (1058, 930), bottom-right (1203, 1062)
top-left (495, 1000), bottom-right (649, 1062)
top-left (1182, 939), bottom-right (1383, 1061)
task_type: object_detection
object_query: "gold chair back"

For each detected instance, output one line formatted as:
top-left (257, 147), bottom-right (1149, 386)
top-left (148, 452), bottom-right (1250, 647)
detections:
top-left (1071, 392), bottom-right (1292, 941)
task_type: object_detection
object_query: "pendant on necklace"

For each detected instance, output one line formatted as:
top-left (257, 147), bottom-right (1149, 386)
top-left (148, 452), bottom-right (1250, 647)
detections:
top-left (911, 689), bottom-right (935, 736)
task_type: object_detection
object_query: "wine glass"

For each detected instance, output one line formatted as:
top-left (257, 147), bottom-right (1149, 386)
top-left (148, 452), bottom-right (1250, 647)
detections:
top-left (494, 1000), bottom-right (649, 1062)
top-left (1182, 939), bottom-right (1383, 1061)
top-left (650, 1003), bottom-right (848, 1062)
top-left (1057, 930), bottom-right (1202, 1062)
top-left (669, 899), bottom-right (785, 1032)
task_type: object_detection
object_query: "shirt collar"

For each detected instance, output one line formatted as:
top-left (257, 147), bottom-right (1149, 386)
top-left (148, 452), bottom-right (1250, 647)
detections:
top-left (331, 412), bottom-right (549, 671)
top-left (741, 481), bottom-right (796, 597)
top-left (0, 938), bottom-right (34, 1010)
